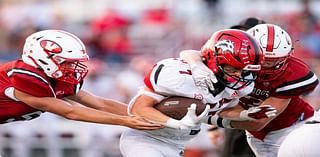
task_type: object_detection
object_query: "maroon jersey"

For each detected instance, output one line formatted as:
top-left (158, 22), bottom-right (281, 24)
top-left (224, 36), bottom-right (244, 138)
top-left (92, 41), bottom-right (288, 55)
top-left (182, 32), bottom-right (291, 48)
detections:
top-left (239, 57), bottom-right (319, 140)
top-left (0, 60), bottom-right (83, 123)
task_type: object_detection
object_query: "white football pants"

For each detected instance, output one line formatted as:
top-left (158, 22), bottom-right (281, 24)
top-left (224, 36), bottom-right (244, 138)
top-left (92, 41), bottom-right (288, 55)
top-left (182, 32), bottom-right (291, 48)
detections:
top-left (120, 129), bottom-right (184, 157)
top-left (246, 121), bottom-right (303, 157)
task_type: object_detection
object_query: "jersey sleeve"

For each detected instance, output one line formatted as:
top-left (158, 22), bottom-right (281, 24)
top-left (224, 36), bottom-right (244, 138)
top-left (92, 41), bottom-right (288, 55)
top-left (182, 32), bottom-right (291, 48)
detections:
top-left (9, 69), bottom-right (55, 97)
top-left (274, 70), bottom-right (319, 98)
top-left (144, 59), bottom-right (198, 97)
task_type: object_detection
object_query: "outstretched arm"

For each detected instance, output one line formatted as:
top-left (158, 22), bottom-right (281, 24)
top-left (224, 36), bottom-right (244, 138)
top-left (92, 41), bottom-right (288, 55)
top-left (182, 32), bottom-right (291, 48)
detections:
top-left (14, 89), bottom-right (162, 130)
top-left (226, 97), bottom-right (290, 131)
top-left (68, 90), bottom-right (128, 116)
top-left (205, 97), bottom-right (289, 131)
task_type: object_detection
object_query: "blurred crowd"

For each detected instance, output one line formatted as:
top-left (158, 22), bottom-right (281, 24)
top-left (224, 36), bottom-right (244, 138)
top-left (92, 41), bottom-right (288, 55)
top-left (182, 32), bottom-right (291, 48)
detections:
top-left (0, 0), bottom-right (320, 157)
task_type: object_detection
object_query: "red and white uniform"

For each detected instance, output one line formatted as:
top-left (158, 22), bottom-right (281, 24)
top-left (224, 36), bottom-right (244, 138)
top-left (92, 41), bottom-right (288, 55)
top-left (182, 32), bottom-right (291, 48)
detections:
top-left (121, 58), bottom-right (254, 157)
top-left (0, 60), bottom-right (82, 124)
top-left (239, 57), bottom-right (318, 157)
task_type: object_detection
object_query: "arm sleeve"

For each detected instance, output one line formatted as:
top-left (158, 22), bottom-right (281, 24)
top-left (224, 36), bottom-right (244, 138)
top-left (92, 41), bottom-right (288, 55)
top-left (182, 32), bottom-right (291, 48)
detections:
top-left (274, 71), bottom-right (319, 98)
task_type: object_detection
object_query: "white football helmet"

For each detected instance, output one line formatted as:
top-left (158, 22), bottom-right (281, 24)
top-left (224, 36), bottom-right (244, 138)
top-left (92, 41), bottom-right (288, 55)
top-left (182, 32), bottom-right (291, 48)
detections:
top-left (247, 24), bottom-right (293, 81)
top-left (22, 30), bottom-right (89, 84)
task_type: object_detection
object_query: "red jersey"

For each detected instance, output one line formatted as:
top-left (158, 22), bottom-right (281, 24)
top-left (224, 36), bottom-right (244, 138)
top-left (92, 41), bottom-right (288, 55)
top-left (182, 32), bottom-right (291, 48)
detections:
top-left (239, 57), bottom-right (319, 140)
top-left (0, 60), bottom-right (83, 123)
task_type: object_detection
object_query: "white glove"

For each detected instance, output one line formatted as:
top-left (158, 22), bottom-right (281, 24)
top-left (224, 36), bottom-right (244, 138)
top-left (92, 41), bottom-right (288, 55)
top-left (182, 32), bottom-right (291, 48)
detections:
top-left (190, 62), bottom-right (218, 93)
top-left (240, 105), bottom-right (277, 121)
top-left (166, 103), bottom-right (210, 129)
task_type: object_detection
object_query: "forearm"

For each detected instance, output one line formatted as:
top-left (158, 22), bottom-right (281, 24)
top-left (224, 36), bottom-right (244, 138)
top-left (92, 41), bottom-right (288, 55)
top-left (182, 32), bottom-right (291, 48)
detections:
top-left (14, 89), bottom-right (128, 125)
top-left (218, 105), bottom-right (244, 121)
top-left (134, 106), bottom-right (170, 124)
top-left (205, 114), bottom-right (271, 131)
top-left (131, 95), bottom-right (169, 124)
top-left (32, 96), bottom-right (128, 125)
top-left (61, 104), bottom-right (128, 125)
top-left (70, 90), bottom-right (128, 116)
top-left (230, 119), bottom-right (270, 131)
top-left (100, 99), bottom-right (128, 116)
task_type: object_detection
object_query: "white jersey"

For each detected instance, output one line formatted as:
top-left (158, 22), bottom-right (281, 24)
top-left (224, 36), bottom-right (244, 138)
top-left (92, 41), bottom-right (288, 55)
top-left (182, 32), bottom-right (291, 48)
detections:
top-left (128, 58), bottom-right (254, 147)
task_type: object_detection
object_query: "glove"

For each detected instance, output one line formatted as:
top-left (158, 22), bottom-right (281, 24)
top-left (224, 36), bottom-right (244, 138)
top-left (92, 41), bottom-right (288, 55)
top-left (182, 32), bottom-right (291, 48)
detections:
top-left (179, 103), bottom-right (210, 129)
top-left (240, 105), bottom-right (277, 121)
top-left (165, 103), bottom-right (210, 129)
top-left (190, 62), bottom-right (218, 93)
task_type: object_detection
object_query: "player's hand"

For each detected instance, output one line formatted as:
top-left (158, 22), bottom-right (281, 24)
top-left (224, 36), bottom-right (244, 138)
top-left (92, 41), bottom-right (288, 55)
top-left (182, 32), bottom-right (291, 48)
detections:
top-left (124, 115), bottom-right (163, 130)
top-left (190, 62), bottom-right (217, 93)
top-left (179, 103), bottom-right (210, 129)
top-left (239, 105), bottom-right (277, 121)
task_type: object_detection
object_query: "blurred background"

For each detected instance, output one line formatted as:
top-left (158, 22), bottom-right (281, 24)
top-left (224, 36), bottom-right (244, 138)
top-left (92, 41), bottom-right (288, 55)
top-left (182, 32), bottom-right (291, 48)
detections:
top-left (0, 0), bottom-right (319, 157)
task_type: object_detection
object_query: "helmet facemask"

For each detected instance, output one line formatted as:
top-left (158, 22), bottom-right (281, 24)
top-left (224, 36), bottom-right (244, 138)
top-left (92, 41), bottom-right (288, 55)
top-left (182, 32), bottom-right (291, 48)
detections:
top-left (52, 57), bottom-right (88, 84)
top-left (258, 54), bottom-right (291, 81)
top-left (215, 64), bottom-right (257, 90)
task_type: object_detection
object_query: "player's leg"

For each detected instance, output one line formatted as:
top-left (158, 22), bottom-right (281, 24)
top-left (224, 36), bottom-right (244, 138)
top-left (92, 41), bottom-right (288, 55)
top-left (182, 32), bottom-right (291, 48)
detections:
top-left (120, 129), bottom-right (183, 157)
top-left (246, 124), bottom-right (299, 157)
top-left (278, 123), bottom-right (320, 157)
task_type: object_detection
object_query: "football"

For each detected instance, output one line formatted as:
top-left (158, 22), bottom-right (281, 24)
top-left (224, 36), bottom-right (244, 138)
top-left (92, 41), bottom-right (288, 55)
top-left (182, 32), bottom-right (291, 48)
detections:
top-left (154, 96), bottom-right (206, 120)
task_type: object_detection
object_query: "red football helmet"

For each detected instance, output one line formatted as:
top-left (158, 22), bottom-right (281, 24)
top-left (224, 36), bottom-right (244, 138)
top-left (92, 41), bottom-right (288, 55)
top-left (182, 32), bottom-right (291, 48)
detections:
top-left (22, 30), bottom-right (89, 84)
top-left (201, 29), bottom-right (263, 90)
top-left (247, 24), bottom-right (293, 81)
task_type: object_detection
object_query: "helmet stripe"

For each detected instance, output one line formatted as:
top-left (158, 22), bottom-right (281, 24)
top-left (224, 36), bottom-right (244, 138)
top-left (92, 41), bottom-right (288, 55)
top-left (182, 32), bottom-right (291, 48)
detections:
top-left (57, 30), bottom-right (86, 53)
top-left (266, 25), bottom-right (275, 52)
top-left (243, 32), bottom-right (260, 65)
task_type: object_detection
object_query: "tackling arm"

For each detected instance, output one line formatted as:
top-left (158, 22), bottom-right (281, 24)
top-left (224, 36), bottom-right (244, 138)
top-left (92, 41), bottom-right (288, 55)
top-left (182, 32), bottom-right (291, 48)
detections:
top-left (14, 89), bottom-right (162, 130)
top-left (219, 97), bottom-right (290, 131)
top-left (67, 90), bottom-right (128, 116)
top-left (14, 89), bottom-right (127, 124)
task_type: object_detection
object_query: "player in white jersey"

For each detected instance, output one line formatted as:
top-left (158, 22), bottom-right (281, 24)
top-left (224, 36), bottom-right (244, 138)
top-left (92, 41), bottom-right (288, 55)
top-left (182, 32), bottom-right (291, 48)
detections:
top-left (119, 29), bottom-right (275, 157)
top-left (278, 111), bottom-right (320, 157)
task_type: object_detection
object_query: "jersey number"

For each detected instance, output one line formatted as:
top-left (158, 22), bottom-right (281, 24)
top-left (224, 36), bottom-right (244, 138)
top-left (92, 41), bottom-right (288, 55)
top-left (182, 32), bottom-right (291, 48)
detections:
top-left (6, 111), bottom-right (43, 123)
top-left (179, 70), bottom-right (192, 75)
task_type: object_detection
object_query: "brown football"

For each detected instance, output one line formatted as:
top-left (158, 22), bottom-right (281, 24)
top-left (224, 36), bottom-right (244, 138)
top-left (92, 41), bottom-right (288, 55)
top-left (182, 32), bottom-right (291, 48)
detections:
top-left (154, 96), bottom-right (206, 120)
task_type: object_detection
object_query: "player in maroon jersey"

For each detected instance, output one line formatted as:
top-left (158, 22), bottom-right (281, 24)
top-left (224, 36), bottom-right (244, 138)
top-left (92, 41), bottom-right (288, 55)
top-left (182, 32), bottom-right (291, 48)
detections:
top-left (181, 24), bottom-right (319, 157)
top-left (0, 29), bottom-right (161, 130)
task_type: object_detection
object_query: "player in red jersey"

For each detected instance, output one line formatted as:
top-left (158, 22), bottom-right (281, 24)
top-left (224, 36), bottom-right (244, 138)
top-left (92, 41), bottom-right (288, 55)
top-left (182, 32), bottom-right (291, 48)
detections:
top-left (0, 30), bottom-right (161, 130)
top-left (181, 24), bottom-right (319, 157)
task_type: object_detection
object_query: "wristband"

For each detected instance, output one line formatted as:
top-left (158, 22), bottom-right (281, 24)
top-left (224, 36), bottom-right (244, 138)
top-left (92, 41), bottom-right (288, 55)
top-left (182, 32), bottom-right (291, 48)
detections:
top-left (207, 115), bottom-right (233, 128)
top-left (165, 118), bottom-right (180, 129)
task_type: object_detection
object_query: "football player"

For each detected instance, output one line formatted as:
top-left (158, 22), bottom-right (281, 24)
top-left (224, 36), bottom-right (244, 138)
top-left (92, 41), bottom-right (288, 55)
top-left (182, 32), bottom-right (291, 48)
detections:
top-left (278, 111), bottom-right (320, 157)
top-left (0, 30), bottom-right (162, 130)
top-left (119, 29), bottom-right (275, 157)
top-left (181, 24), bottom-right (319, 157)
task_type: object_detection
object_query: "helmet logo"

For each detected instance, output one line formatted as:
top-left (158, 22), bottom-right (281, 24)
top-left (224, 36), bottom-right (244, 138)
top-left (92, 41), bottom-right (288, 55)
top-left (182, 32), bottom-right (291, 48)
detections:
top-left (40, 40), bottom-right (62, 54)
top-left (215, 40), bottom-right (234, 54)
